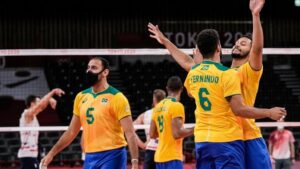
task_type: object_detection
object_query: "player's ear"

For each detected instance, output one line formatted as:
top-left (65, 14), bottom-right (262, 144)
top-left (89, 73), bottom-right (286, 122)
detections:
top-left (103, 69), bottom-right (109, 76)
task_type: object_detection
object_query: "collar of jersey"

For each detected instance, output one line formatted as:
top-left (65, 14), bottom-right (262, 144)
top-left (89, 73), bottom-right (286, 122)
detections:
top-left (202, 60), bottom-right (221, 65)
top-left (166, 96), bottom-right (177, 102)
top-left (83, 86), bottom-right (116, 98)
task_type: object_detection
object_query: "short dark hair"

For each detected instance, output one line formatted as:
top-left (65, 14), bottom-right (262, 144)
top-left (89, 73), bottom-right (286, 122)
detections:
top-left (167, 76), bottom-right (183, 92)
top-left (241, 34), bottom-right (252, 41)
top-left (90, 57), bottom-right (110, 69)
top-left (196, 29), bottom-right (220, 58)
top-left (153, 89), bottom-right (166, 102)
top-left (25, 95), bottom-right (39, 108)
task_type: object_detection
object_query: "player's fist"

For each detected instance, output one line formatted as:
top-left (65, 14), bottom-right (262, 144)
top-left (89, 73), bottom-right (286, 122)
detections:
top-left (268, 107), bottom-right (287, 121)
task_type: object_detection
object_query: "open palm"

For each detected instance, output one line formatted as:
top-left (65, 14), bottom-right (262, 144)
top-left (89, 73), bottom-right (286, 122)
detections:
top-left (250, 0), bottom-right (265, 15)
top-left (148, 23), bottom-right (166, 44)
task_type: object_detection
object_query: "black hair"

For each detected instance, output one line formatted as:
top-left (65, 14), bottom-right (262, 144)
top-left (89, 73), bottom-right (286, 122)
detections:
top-left (167, 76), bottom-right (183, 92)
top-left (25, 95), bottom-right (39, 108)
top-left (196, 29), bottom-right (220, 58)
top-left (90, 57), bottom-right (110, 70)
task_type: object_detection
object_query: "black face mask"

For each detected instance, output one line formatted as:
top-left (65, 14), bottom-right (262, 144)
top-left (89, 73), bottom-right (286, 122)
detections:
top-left (85, 69), bottom-right (106, 86)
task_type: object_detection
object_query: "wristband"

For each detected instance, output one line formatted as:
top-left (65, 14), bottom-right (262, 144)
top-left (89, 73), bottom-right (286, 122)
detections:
top-left (131, 159), bottom-right (138, 163)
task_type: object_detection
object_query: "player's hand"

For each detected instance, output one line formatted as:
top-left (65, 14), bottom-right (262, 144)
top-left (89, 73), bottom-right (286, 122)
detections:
top-left (292, 159), bottom-right (296, 165)
top-left (52, 88), bottom-right (65, 97)
top-left (148, 22), bottom-right (167, 45)
top-left (268, 107), bottom-right (287, 121)
top-left (40, 154), bottom-right (53, 168)
top-left (49, 98), bottom-right (57, 110)
top-left (131, 163), bottom-right (139, 169)
top-left (249, 0), bottom-right (265, 15)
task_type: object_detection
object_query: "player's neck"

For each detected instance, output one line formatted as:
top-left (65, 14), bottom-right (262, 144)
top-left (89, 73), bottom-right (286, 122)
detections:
top-left (92, 80), bottom-right (109, 93)
top-left (231, 57), bottom-right (248, 68)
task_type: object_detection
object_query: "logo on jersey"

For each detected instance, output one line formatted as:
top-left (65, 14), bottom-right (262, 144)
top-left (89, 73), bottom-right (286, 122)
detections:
top-left (82, 98), bottom-right (88, 104)
top-left (101, 98), bottom-right (108, 105)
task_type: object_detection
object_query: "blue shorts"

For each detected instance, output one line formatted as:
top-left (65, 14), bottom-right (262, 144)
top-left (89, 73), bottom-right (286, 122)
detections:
top-left (156, 160), bottom-right (183, 169)
top-left (84, 147), bottom-right (127, 169)
top-left (244, 138), bottom-right (272, 169)
top-left (195, 141), bottom-right (245, 169)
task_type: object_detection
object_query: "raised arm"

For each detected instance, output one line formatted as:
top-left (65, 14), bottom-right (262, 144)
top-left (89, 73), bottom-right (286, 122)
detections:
top-left (25, 88), bottom-right (64, 121)
top-left (148, 22), bottom-right (195, 71)
top-left (248, 0), bottom-right (265, 70)
top-left (40, 114), bottom-right (81, 167)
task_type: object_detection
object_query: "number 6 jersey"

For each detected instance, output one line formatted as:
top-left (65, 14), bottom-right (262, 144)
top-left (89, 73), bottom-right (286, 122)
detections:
top-left (184, 60), bottom-right (243, 143)
top-left (73, 86), bottom-right (131, 153)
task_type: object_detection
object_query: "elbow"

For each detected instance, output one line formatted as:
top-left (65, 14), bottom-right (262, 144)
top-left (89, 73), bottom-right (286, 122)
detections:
top-left (172, 131), bottom-right (181, 139)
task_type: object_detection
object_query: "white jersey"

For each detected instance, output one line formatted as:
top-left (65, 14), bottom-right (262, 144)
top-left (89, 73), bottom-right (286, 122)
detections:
top-left (144, 109), bottom-right (158, 151)
top-left (18, 109), bottom-right (39, 158)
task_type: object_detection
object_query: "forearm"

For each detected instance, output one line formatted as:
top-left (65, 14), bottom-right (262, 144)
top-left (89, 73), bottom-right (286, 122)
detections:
top-left (135, 133), bottom-right (146, 149)
top-left (175, 127), bottom-right (194, 139)
top-left (125, 131), bottom-right (139, 159)
top-left (251, 13), bottom-right (264, 55)
top-left (235, 106), bottom-right (270, 119)
top-left (48, 129), bottom-right (79, 157)
top-left (290, 144), bottom-right (295, 158)
top-left (161, 38), bottom-right (195, 71)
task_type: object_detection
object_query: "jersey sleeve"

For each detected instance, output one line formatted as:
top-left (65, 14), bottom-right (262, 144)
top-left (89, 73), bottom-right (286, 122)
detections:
top-left (73, 92), bottom-right (82, 116)
top-left (170, 102), bottom-right (185, 119)
top-left (112, 93), bottom-right (132, 120)
top-left (240, 62), bottom-right (263, 83)
top-left (222, 69), bottom-right (241, 98)
top-left (289, 131), bottom-right (296, 143)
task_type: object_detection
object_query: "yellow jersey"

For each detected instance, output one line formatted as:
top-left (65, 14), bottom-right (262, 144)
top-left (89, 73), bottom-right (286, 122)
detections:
top-left (152, 97), bottom-right (185, 162)
top-left (73, 86), bottom-right (131, 153)
top-left (237, 62), bottom-right (263, 140)
top-left (184, 60), bottom-right (243, 142)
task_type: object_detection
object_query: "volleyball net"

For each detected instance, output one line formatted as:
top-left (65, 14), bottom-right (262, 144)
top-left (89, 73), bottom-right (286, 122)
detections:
top-left (0, 48), bottom-right (300, 167)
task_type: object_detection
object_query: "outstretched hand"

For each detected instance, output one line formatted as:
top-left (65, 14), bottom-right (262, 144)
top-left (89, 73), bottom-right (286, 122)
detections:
top-left (250, 0), bottom-right (265, 15)
top-left (148, 22), bottom-right (167, 45)
top-left (52, 88), bottom-right (65, 97)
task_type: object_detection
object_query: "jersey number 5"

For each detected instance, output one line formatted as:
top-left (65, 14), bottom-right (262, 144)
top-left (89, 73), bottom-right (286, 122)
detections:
top-left (198, 88), bottom-right (212, 111)
top-left (157, 115), bottom-right (164, 133)
top-left (86, 107), bottom-right (95, 124)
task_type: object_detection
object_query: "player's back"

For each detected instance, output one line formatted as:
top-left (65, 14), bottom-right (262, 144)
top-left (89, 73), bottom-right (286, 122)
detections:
top-left (184, 60), bottom-right (243, 143)
top-left (152, 97), bottom-right (185, 162)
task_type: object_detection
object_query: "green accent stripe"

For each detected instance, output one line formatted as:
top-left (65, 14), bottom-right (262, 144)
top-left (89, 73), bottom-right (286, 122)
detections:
top-left (82, 86), bottom-right (119, 98)
top-left (191, 64), bottom-right (201, 70)
top-left (166, 96), bottom-right (177, 102)
top-left (202, 60), bottom-right (229, 71)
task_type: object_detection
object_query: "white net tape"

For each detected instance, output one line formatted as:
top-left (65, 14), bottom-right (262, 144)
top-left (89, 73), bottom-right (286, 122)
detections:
top-left (1, 48), bottom-right (300, 56)
top-left (0, 122), bottom-right (300, 132)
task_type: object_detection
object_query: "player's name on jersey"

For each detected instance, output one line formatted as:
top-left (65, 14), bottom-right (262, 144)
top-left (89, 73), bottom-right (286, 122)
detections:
top-left (190, 75), bottom-right (219, 84)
